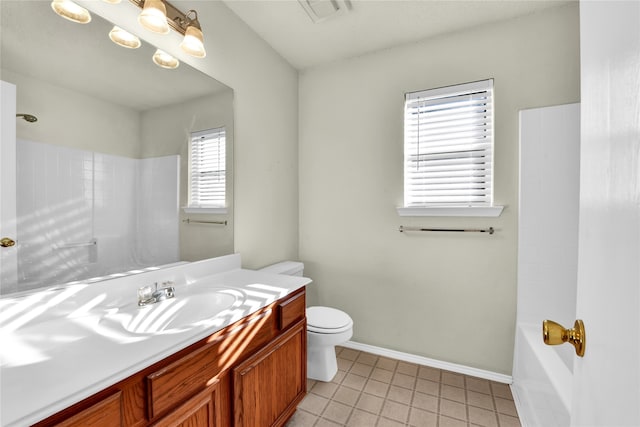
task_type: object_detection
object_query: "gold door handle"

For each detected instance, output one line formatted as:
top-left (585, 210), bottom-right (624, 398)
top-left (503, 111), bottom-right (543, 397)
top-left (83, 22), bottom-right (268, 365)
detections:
top-left (0, 237), bottom-right (16, 248)
top-left (543, 319), bottom-right (586, 357)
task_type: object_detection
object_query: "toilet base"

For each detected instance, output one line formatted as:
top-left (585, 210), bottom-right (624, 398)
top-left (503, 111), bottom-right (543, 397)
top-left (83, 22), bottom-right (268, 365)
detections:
top-left (307, 345), bottom-right (338, 382)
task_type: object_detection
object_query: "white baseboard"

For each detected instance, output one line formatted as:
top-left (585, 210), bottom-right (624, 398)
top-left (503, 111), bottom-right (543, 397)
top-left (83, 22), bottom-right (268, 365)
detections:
top-left (341, 340), bottom-right (512, 384)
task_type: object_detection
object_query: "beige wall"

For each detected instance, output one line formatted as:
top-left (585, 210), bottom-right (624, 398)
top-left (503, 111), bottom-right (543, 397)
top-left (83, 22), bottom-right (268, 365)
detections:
top-left (298, 4), bottom-right (580, 374)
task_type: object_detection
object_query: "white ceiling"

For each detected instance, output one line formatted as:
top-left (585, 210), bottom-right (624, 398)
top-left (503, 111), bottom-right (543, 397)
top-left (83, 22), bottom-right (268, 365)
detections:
top-left (0, 0), bottom-right (572, 109)
top-left (222, 0), bottom-right (573, 70)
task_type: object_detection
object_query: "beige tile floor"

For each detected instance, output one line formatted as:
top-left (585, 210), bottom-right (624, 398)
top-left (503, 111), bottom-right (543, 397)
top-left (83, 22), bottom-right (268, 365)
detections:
top-left (286, 347), bottom-right (521, 427)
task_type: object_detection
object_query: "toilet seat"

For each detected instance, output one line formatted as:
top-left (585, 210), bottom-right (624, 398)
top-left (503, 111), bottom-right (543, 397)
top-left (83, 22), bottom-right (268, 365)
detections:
top-left (307, 306), bottom-right (353, 334)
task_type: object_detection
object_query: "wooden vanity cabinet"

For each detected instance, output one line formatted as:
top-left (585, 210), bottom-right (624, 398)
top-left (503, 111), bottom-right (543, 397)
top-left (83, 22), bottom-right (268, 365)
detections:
top-left (34, 287), bottom-right (306, 427)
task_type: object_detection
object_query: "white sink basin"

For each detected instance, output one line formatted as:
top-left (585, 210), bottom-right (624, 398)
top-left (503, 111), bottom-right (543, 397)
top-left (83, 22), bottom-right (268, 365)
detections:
top-left (99, 288), bottom-right (245, 335)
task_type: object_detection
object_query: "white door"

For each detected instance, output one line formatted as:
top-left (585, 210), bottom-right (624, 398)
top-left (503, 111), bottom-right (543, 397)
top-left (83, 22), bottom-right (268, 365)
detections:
top-left (0, 80), bottom-right (18, 293)
top-left (572, 1), bottom-right (640, 425)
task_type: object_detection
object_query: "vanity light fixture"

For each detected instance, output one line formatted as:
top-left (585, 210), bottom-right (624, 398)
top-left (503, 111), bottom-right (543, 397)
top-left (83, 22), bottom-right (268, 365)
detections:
top-left (152, 49), bottom-right (179, 69)
top-left (50, 0), bottom-right (92, 24)
top-left (130, 0), bottom-right (207, 59)
top-left (109, 26), bottom-right (141, 49)
top-left (138, 0), bottom-right (170, 34)
top-left (179, 10), bottom-right (206, 58)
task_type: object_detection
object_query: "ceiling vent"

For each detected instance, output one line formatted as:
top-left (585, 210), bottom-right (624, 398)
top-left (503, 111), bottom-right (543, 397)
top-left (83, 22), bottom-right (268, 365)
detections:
top-left (298, 0), bottom-right (350, 24)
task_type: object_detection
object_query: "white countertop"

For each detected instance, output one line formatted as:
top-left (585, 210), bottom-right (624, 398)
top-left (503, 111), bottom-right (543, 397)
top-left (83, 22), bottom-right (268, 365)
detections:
top-left (0, 255), bottom-right (310, 427)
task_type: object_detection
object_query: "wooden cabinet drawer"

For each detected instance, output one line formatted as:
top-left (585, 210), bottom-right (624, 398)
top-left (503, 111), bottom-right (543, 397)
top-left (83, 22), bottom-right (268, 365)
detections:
top-left (278, 289), bottom-right (305, 331)
top-left (151, 381), bottom-right (220, 427)
top-left (146, 342), bottom-right (218, 420)
top-left (56, 391), bottom-right (122, 427)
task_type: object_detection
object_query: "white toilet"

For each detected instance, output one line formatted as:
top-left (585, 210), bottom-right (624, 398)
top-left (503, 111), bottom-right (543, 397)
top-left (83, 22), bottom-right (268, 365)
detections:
top-left (259, 261), bottom-right (353, 382)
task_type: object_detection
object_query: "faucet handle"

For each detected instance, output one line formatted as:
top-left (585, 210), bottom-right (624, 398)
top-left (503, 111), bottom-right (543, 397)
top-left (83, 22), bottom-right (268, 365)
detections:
top-left (165, 287), bottom-right (175, 298)
top-left (137, 285), bottom-right (154, 301)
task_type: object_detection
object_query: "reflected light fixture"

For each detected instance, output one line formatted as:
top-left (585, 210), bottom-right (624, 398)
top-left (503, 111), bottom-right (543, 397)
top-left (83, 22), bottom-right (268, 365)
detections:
top-left (179, 10), bottom-right (206, 58)
top-left (152, 49), bottom-right (179, 69)
top-left (53, 0), bottom-right (207, 69)
top-left (109, 26), bottom-right (141, 49)
top-left (50, 0), bottom-right (91, 24)
top-left (138, 0), bottom-right (170, 34)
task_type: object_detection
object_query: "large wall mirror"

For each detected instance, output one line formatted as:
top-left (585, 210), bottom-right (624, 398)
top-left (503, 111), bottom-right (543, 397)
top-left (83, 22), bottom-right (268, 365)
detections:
top-left (0, 1), bottom-right (234, 295)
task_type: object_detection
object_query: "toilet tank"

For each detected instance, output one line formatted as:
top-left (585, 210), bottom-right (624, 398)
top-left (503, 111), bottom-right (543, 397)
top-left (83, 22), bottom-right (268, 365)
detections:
top-left (259, 261), bottom-right (304, 276)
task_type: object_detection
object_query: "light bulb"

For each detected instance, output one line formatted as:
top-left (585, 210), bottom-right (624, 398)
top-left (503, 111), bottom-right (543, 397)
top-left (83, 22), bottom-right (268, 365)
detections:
top-left (50, 0), bottom-right (91, 24)
top-left (138, 0), bottom-right (169, 34)
top-left (109, 26), bottom-right (141, 49)
top-left (180, 25), bottom-right (206, 58)
top-left (152, 49), bottom-right (179, 69)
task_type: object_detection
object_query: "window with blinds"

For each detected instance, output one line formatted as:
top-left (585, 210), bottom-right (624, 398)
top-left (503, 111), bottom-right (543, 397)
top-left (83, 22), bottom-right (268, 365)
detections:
top-left (188, 127), bottom-right (226, 209)
top-left (403, 79), bottom-right (494, 208)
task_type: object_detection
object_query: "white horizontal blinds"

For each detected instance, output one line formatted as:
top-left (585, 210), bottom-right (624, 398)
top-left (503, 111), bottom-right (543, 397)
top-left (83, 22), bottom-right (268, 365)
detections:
top-left (189, 127), bottom-right (226, 208)
top-left (404, 79), bottom-right (494, 207)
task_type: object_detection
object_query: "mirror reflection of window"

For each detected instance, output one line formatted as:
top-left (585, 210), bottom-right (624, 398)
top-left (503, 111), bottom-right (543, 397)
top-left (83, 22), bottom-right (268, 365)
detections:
top-left (188, 127), bottom-right (227, 211)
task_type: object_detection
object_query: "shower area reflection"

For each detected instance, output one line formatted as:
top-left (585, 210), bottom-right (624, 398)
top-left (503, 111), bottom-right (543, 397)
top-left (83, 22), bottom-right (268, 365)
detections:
top-left (14, 139), bottom-right (179, 293)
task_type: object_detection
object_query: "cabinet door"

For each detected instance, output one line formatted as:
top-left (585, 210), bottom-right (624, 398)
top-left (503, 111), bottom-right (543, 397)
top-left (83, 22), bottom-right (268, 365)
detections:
top-left (233, 320), bottom-right (306, 427)
top-left (152, 381), bottom-right (220, 427)
top-left (56, 391), bottom-right (122, 427)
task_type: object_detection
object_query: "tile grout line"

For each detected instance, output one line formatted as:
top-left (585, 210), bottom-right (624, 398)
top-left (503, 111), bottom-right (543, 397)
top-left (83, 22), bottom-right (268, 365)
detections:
top-left (378, 355), bottom-right (399, 426)
top-left (437, 369), bottom-right (443, 427)
top-left (464, 376), bottom-right (471, 427)
top-left (333, 347), bottom-right (353, 426)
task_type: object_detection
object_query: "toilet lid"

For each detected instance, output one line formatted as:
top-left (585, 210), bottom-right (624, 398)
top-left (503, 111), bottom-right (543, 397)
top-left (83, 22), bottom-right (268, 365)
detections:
top-left (307, 306), bottom-right (353, 332)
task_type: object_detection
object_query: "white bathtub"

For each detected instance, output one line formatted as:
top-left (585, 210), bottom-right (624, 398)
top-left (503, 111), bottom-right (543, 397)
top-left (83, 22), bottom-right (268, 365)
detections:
top-left (512, 323), bottom-right (572, 427)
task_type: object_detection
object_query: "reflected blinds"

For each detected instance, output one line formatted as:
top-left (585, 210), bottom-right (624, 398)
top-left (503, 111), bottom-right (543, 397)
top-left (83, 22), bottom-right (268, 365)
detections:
top-left (189, 127), bottom-right (226, 208)
top-left (403, 79), bottom-right (494, 207)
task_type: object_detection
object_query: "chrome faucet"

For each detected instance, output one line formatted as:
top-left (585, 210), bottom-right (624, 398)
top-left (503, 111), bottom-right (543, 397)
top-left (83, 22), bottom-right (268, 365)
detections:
top-left (138, 282), bottom-right (176, 306)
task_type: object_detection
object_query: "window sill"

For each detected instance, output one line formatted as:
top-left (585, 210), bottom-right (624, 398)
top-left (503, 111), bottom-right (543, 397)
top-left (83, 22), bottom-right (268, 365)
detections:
top-left (396, 206), bottom-right (504, 217)
top-left (182, 207), bottom-right (228, 214)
